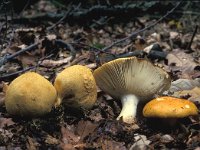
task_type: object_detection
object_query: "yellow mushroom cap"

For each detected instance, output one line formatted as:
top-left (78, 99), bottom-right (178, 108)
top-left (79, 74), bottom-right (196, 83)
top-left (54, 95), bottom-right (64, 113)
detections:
top-left (5, 72), bottom-right (57, 117)
top-left (54, 65), bottom-right (97, 109)
top-left (93, 57), bottom-right (171, 101)
top-left (143, 96), bottom-right (198, 118)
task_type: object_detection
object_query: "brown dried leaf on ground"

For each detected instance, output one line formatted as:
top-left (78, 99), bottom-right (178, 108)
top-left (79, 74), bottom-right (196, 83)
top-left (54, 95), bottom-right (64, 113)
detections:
top-left (172, 87), bottom-right (200, 103)
top-left (60, 125), bottom-right (80, 149)
top-left (26, 136), bottom-right (40, 150)
top-left (40, 56), bottom-right (72, 68)
top-left (101, 138), bottom-right (126, 150)
top-left (76, 120), bottom-right (98, 142)
top-left (167, 49), bottom-right (200, 78)
top-left (0, 118), bottom-right (15, 128)
top-left (169, 76), bottom-right (200, 103)
top-left (18, 54), bottom-right (37, 67)
top-left (129, 134), bottom-right (151, 150)
top-left (169, 78), bottom-right (200, 93)
top-left (45, 134), bottom-right (60, 145)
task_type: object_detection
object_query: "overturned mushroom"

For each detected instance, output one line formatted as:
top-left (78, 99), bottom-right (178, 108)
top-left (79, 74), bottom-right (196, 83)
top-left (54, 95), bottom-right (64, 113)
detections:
top-left (54, 65), bottom-right (97, 109)
top-left (94, 57), bottom-right (171, 124)
top-left (5, 72), bottom-right (57, 117)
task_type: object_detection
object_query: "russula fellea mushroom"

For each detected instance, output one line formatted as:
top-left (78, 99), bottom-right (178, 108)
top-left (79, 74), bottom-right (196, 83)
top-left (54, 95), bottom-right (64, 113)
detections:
top-left (5, 72), bottom-right (57, 117)
top-left (93, 57), bottom-right (171, 124)
top-left (143, 96), bottom-right (198, 126)
top-left (54, 65), bottom-right (97, 109)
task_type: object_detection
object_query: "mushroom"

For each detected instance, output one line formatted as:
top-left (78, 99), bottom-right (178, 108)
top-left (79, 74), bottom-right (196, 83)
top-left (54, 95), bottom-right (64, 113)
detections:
top-left (93, 57), bottom-right (171, 124)
top-left (143, 96), bottom-right (198, 126)
top-left (5, 72), bottom-right (57, 117)
top-left (54, 65), bottom-right (97, 109)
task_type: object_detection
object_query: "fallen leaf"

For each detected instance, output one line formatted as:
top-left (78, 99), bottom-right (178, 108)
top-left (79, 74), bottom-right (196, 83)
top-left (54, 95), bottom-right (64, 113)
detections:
top-left (61, 125), bottom-right (80, 145)
top-left (60, 143), bottom-right (75, 150)
top-left (167, 50), bottom-right (200, 78)
top-left (18, 54), bottom-right (37, 67)
top-left (45, 135), bottom-right (59, 145)
top-left (0, 118), bottom-right (15, 128)
top-left (172, 87), bottom-right (200, 103)
top-left (40, 56), bottom-right (72, 67)
top-left (169, 78), bottom-right (200, 93)
top-left (129, 134), bottom-right (151, 150)
top-left (26, 136), bottom-right (39, 150)
top-left (101, 138), bottom-right (126, 150)
top-left (160, 134), bottom-right (174, 143)
top-left (76, 120), bottom-right (98, 142)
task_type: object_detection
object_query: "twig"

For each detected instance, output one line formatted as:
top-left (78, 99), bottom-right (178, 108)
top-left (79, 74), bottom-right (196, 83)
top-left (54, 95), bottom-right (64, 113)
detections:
top-left (102, 1), bottom-right (182, 52)
top-left (46, 10), bottom-right (71, 31)
top-left (0, 54), bottom-right (53, 80)
top-left (46, 2), bottom-right (77, 31)
top-left (0, 66), bottom-right (36, 80)
top-left (47, 3), bottom-right (82, 31)
top-left (0, 42), bottom-right (39, 66)
top-left (55, 39), bottom-right (76, 61)
top-left (187, 25), bottom-right (198, 51)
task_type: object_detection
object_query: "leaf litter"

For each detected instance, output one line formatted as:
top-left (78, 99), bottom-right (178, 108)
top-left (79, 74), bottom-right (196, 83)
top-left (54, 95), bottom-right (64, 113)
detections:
top-left (0, 1), bottom-right (200, 149)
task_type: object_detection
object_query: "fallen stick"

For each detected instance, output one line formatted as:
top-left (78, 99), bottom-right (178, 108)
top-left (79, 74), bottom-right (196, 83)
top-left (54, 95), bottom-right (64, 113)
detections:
top-left (102, 1), bottom-right (182, 52)
top-left (0, 42), bottom-right (39, 66)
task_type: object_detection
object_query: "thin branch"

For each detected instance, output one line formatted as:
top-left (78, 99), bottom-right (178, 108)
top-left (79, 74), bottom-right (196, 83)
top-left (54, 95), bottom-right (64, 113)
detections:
top-left (102, 1), bottom-right (183, 52)
top-left (187, 25), bottom-right (198, 51)
top-left (0, 66), bottom-right (36, 80)
top-left (0, 42), bottom-right (39, 66)
top-left (0, 54), bottom-right (53, 80)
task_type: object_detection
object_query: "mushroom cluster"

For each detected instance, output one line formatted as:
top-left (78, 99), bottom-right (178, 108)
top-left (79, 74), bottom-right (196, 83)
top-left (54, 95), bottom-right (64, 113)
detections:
top-left (5, 65), bottom-right (98, 118)
top-left (94, 56), bottom-right (171, 124)
top-left (5, 72), bottom-right (57, 117)
top-left (54, 65), bottom-right (97, 110)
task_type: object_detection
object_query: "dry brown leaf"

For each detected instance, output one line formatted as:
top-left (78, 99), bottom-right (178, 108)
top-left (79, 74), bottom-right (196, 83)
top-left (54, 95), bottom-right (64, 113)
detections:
top-left (60, 143), bottom-right (75, 150)
top-left (45, 135), bottom-right (59, 145)
top-left (160, 134), bottom-right (174, 143)
top-left (101, 138), bottom-right (126, 150)
top-left (172, 87), bottom-right (200, 103)
top-left (40, 56), bottom-right (72, 67)
top-left (169, 78), bottom-right (200, 93)
top-left (76, 120), bottom-right (98, 142)
top-left (129, 134), bottom-right (151, 150)
top-left (18, 54), bottom-right (37, 67)
top-left (61, 125), bottom-right (80, 145)
top-left (167, 50), bottom-right (200, 78)
top-left (26, 136), bottom-right (39, 150)
top-left (0, 118), bottom-right (15, 128)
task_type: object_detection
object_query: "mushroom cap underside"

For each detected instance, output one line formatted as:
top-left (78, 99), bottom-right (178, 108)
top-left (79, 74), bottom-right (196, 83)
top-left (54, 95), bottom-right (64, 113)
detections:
top-left (94, 57), bottom-right (171, 101)
top-left (143, 96), bottom-right (198, 118)
top-left (5, 72), bottom-right (57, 117)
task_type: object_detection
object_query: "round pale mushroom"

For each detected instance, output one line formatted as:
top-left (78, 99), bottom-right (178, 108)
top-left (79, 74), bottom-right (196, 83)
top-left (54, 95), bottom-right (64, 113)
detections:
top-left (94, 57), bottom-right (171, 124)
top-left (143, 96), bottom-right (198, 120)
top-left (54, 65), bottom-right (97, 109)
top-left (5, 72), bottom-right (57, 117)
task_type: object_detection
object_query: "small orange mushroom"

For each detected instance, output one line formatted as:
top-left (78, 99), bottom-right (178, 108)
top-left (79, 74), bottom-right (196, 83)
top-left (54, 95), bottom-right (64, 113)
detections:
top-left (143, 96), bottom-right (198, 126)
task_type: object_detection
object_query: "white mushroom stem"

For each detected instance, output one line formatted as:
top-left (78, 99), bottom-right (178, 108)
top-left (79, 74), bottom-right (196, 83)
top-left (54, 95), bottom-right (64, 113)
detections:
top-left (116, 94), bottom-right (139, 124)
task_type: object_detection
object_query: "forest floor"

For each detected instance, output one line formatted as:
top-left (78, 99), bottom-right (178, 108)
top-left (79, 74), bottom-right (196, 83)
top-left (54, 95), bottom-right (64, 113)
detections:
top-left (0, 1), bottom-right (200, 150)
